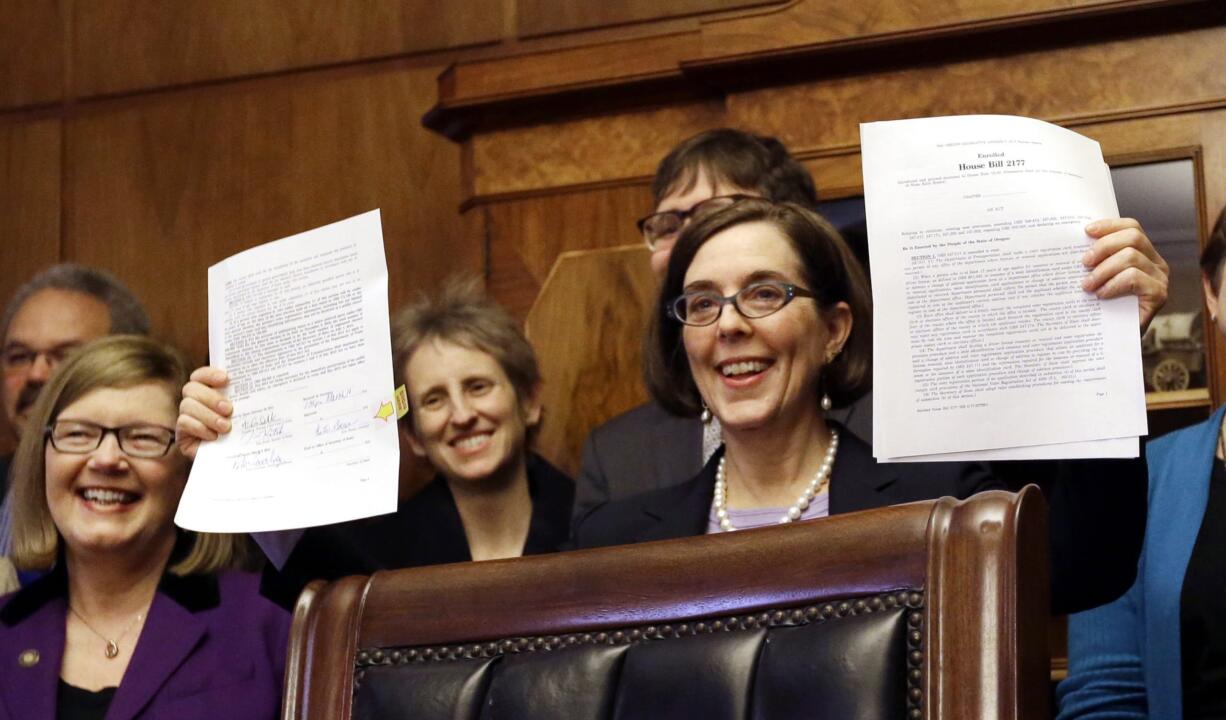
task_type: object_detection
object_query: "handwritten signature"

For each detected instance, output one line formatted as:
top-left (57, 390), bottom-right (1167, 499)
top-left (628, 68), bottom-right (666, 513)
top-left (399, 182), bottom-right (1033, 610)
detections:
top-left (230, 448), bottom-right (288, 472)
top-left (303, 389), bottom-right (355, 410)
top-left (314, 417), bottom-right (367, 437)
top-left (235, 408), bottom-right (292, 444)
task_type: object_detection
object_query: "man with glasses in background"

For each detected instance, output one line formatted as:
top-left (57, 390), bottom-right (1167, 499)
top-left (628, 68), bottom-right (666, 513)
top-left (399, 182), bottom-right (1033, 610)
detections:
top-left (0, 264), bottom-right (149, 589)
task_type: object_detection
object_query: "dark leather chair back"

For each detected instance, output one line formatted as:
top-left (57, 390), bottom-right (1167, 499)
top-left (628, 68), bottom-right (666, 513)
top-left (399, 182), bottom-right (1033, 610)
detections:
top-left (283, 488), bottom-right (1048, 720)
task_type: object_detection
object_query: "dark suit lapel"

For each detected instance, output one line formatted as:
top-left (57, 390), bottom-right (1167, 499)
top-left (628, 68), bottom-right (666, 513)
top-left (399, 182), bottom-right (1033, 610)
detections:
top-left (628, 424), bottom-right (901, 537)
top-left (651, 413), bottom-right (704, 489)
top-left (829, 427), bottom-right (900, 515)
top-left (106, 584), bottom-right (208, 720)
top-left (638, 460), bottom-right (717, 541)
top-left (0, 590), bottom-right (64, 720)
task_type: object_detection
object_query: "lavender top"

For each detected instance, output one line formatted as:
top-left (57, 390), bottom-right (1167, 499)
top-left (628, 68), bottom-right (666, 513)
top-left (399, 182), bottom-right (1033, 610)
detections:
top-left (706, 490), bottom-right (830, 534)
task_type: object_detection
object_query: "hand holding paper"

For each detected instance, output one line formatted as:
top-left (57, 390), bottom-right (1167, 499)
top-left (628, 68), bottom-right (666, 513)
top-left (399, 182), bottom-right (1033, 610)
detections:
top-left (175, 210), bottom-right (401, 532)
top-left (860, 115), bottom-right (1149, 461)
top-left (1080, 217), bottom-right (1170, 331)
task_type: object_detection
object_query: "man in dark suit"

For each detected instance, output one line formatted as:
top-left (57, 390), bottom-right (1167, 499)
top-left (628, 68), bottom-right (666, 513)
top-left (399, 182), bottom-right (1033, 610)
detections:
top-left (575, 129), bottom-right (872, 522)
top-left (0, 264), bottom-right (149, 557)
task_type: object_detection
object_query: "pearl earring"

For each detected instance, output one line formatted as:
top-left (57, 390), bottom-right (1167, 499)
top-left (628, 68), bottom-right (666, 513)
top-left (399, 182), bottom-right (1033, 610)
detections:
top-left (700, 400), bottom-right (712, 424)
top-left (820, 349), bottom-right (838, 411)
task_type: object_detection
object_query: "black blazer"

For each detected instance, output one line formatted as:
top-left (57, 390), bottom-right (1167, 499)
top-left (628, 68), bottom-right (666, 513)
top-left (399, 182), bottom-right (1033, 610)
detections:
top-left (574, 426), bottom-right (1146, 615)
top-left (263, 453), bottom-right (574, 608)
top-left (574, 402), bottom-right (704, 524)
top-left (573, 394), bottom-right (874, 523)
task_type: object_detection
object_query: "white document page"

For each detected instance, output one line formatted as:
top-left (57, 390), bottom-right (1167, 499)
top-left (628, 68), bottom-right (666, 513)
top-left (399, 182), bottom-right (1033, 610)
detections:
top-left (897, 436), bottom-right (1137, 463)
top-left (861, 115), bottom-right (1146, 460)
top-left (176, 210), bottom-right (400, 532)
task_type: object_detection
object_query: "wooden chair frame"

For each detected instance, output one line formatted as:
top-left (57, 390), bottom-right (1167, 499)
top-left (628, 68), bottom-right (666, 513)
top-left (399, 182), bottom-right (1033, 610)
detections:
top-left (283, 487), bottom-right (1049, 720)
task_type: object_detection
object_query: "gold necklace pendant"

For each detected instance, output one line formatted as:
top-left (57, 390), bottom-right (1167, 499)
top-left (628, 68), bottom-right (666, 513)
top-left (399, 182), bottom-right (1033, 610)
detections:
top-left (69, 605), bottom-right (143, 660)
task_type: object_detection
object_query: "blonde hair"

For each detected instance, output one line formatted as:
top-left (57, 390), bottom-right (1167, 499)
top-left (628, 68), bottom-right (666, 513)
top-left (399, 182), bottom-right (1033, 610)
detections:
top-left (10, 335), bottom-right (243, 574)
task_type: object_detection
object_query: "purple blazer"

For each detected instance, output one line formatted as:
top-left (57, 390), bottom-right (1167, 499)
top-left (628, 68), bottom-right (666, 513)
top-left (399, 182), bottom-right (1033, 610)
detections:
top-left (0, 568), bottom-right (289, 720)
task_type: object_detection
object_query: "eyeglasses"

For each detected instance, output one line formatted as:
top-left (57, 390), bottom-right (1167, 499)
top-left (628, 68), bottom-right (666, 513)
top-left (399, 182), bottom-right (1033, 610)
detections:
top-left (667, 281), bottom-right (816, 327)
top-left (46, 420), bottom-right (176, 458)
top-left (637, 194), bottom-right (755, 250)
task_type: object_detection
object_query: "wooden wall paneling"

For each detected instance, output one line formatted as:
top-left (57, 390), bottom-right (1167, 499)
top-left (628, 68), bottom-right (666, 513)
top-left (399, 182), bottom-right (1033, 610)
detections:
top-left (0, 118), bottom-right (63, 451)
top-left (1065, 114), bottom-right (1202, 164)
top-left (425, 0), bottom-right (1219, 142)
top-left (421, 26), bottom-right (722, 141)
top-left (802, 152), bottom-right (866, 200)
top-left (726, 23), bottom-right (1226, 157)
top-left (62, 64), bottom-right (479, 371)
top-left (0, 0), bottom-right (65, 109)
top-left (437, 32), bottom-right (699, 108)
top-left (0, 119), bottom-right (63, 297)
top-left (517, 0), bottom-right (781, 38)
top-left (469, 100), bottom-right (725, 198)
top-left (525, 246), bottom-right (656, 474)
top-left (71, 0), bottom-right (504, 99)
top-left (457, 21), bottom-right (1224, 200)
top-left (483, 184), bottom-right (653, 322)
top-left (694, 0), bottom-right (1200, 62)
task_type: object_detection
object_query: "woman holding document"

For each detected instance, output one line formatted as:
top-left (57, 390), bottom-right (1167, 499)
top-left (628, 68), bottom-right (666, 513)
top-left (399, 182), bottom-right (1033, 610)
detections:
top-left (1058, 206), bottom-right (1226, 719)
top-left (177, 279), bottom-right (573, 607)
top-left (0, 336), bottom-right (287, 720)
top-left (574, 198), bottom-right (1166, 614)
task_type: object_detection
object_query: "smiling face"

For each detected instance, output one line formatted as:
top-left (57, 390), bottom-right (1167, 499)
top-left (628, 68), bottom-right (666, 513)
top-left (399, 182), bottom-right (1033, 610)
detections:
top-left (404, 338), bottom-right (541, 486)
top-left (44, 381), bottom-right (185, 564)
top-left (681, 220), bottom-right (851, 433)
top-left (650, 169), bottom-right (756, 280)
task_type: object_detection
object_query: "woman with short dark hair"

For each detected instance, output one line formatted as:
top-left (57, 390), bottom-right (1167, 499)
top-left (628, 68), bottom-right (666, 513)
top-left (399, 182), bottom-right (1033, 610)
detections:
top-left (575, 198), bottom-right (1151, 616)
top-left (644, 199), bottom-right (872, 419)
top-left (578, 199), bottom-right (987, 540)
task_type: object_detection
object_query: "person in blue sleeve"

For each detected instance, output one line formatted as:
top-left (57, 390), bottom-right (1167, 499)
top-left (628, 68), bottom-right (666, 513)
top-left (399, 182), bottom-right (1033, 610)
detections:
top-left (1058, 205), bottom-right (1226, 719)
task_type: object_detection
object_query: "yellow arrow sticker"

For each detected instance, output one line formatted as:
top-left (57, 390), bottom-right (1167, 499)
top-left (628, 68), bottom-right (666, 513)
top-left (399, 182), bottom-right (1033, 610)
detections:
top-left (394, 385), bottom-right (409, 419)
top-left (374, 401), bottom-right (395, 421)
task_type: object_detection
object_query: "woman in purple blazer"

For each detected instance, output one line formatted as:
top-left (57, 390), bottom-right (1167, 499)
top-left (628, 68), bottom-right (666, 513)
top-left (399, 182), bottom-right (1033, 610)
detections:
top-left (0, 335), bottom-right (288, 720)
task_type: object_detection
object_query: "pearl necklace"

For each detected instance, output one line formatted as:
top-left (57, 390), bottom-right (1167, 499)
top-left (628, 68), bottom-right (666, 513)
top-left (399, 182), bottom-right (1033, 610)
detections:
top-left (712, 429), bottom-right (839, 532)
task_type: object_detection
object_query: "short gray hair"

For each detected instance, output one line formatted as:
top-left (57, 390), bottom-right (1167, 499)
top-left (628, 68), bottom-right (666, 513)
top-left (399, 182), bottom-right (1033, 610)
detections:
top-left (1, 264), bottom-right (149, 342)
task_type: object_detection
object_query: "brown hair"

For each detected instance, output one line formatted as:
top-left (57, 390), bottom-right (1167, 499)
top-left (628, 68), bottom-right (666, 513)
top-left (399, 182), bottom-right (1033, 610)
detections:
top-left (644, 199), bottom-right (872, 416)
top-left (391, 277), bottom-right (542, 436)
top-left (2, 263), bottom-right (149, 343)
top-left (651, 128), bottom-right (819, 208)
top-left (1201, 205), bottom-right (1226, 293)
top-left (10, 335), bottom-right (243, 574)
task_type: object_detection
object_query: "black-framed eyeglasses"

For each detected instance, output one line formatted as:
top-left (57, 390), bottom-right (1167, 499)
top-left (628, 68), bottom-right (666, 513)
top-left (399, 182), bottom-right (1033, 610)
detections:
top-left (45, 420), bottom-right (177, 458)
top-left (667, 281), bottom-right (816, 327)
top-left (636, 194), bottom-right (755, 250)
